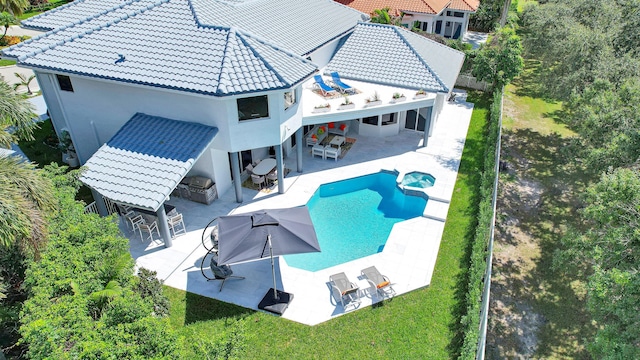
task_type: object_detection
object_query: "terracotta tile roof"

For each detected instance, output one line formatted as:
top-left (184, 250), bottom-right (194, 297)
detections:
top-left (334, 0), bottom-right (478, 16)
top-left (448, 0), bottom-right (480, 12)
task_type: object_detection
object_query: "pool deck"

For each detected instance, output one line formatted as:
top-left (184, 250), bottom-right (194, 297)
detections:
top-left (127, 91), bottom-right (474, 325)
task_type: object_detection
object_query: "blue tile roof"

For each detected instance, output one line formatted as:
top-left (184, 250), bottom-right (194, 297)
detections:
top-left (325, 23), bottom-right (465, 92)
top-left (4, 0), bottom-right (319, 96)
top-left (80, 113), bottom-right (218, 211)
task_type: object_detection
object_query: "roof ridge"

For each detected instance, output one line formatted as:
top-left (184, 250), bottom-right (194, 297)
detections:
top-left (215, 28), bottom-right (234, 95)
top-left (234, 31), bottom-right (289, 86)
top-left (16, 0), bottom-right (171, 62)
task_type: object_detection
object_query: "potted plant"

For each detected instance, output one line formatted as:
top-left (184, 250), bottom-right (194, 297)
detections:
top-left (58, 130), bottom-right (79, 167)
top-left (391, 92), bottom-right (406, 103)
top-left (414, 89), bottom-right (427, 99)
top-left (365, 91), bottom-right (381, 107)
top-left (313, 103), bottom-right (331, 113)
top-left (338, 95), bottom-right (355, 110)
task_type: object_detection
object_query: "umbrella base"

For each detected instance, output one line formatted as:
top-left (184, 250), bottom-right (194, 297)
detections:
top-left (258, 288), bottom-right (293, 315)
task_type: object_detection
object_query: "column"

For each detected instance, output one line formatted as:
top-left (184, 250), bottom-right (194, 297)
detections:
top-left (296, 128), bottom-right (303, 173)
top-left (156, 206), bottom-right (172, 248)
top-left (276, 144), bottom-right (285, 194)
top-left (91, 189), bottom-right (108, 216)
top-left (230, 151), bottom-right (243, 203)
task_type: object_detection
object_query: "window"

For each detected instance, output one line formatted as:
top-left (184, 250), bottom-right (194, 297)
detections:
top-left (284, 90), bottom-right (296, 110)
top-left (57, 75), bottom-right (74, 92)
top-left (237, 95), bottom-right (269, 121)
top-left (446, 11), bottom-right (452, 16)
top-left (454, 11), bottom-right (464, 18)
top-left (362, 116), bottom-right (378, 126)
top-left (381, 113), bottom-right (396, 126)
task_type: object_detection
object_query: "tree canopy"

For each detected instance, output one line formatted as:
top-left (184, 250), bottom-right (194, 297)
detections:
top-left (472, 26), bottom-right (524, 89)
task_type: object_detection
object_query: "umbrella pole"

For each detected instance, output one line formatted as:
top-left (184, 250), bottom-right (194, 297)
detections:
top-left (268, 234), bottom-right (278, 300)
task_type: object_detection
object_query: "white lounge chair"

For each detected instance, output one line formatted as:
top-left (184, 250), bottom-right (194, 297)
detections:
top-left (330, 272), bottom-right (361, 310)
top-left (312, 145), bottom-right (326, 159)
top-left (361, 266), bottom-right (395, 299)
top-left (324, 146), bottom-right (341, 161)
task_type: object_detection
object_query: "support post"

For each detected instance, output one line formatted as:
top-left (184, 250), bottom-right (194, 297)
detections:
top-left (91, 189), bottom-right (108, 216)
top-left (275, 144), bottom-right (284, 194)
top-left (230, 151), bottom-right (243, 203)
top-left (295, 128), bottom-right (303, 173)
top-left (156, 206), bottom-right (173, 248)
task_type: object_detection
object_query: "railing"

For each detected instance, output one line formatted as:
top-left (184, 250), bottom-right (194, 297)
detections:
top-left (476, 88), bottom-right (504, 359)
top-left (84, 201), bottom-right (99, 214)
top-left (83, 196), bottom-right (119, 216)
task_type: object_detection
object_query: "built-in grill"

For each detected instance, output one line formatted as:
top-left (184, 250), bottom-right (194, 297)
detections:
top-left (173, 176), bottom-right (217, 204)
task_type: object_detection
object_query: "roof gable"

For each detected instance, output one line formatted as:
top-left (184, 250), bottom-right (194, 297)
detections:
top-left (4, 0), bottom-right (318, 96)
top-left (326, 23), bottom-right (464, 92)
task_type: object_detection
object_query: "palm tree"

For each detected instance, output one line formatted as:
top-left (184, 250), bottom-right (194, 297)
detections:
top-left (13, 72), bottom-right (36, 95)
top-left (0, 11), bottom-right (15, 44)
top-left (0, 0), bottom-right (29, 16)
top-left (0, 78), bottom-right (54, 254)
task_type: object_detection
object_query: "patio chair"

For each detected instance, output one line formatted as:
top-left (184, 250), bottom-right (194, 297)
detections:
top-left (251, 174), bottom-right (266, 189)
top-left (138, 219), bottom-right (160, 242)
top-left (330, 272), bottom-right (361, 310)
top-left (266, 169), bottom-right (278, 186)
top-left (125, 213), bottom-right (145, 233)
top-left (312, 145), bottom-right (326, 159)
top-left (245, 163), bottom-right (254, 174)
top-left (167, 213), bottom-right (186, 238)
top-left (313, 75), bottom-right (337, 96)
top-left (361, 266), bottom-right (396, 299)
top-left (324, 146), bottom-right (341, 162)
top-left (330, 72), bottom-right (355, 94)
top-left (209, 254), bottom-right (244, 291)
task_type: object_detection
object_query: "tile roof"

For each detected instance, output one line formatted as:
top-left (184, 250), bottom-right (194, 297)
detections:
top-left (334, 0), bottom-right (479, 16)
top-left (4, 0), bottom-right (318, 96)
top-left (325, 23), bottom-right (464, 93)
top-left (19, 0), bottom-right (367, 56)
top-left (80, 113), bottom-right (218, 211)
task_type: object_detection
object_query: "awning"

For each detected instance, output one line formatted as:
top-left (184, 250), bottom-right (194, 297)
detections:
top-left (80, 113), bottom-right (218, 211)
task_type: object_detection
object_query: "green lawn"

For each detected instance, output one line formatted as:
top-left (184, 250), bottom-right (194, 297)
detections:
top-left (0, 58), bottom-right (17, 66)
top-left (165, 91), bottom-right (492, 358)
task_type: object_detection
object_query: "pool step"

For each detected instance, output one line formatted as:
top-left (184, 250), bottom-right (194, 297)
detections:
top-left (423, 196), bottom-right (450, 222)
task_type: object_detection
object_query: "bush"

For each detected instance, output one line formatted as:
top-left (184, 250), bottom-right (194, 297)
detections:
top-left (19, 166), bottom-right (179, 359)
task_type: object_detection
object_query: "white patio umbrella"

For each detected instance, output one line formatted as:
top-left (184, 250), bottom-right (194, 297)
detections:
top-left (216, 207), bottom-right (320, 314)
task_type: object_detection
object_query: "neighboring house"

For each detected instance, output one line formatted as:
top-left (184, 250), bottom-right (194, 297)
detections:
top-left (335, 0), bottom-right (480, 40)
top-left (1, 0), bottom-right (464, 246)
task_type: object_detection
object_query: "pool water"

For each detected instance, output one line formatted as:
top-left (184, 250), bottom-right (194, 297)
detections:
top-left (284, 171), bottom-right (427, 271)
top-left (401, 171), bottom-right (435, 189)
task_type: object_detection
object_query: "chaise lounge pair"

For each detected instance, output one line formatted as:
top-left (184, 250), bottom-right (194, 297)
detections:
top-left (313, 72), bottom-right (355, 96)
top-left (330, 266), bottom-right (395, 310)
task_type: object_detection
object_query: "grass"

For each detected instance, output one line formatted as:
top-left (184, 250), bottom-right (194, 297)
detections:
top-left (164, 91), bottom-right (492, 358)
top-left (0, 58), bottom-right (17, 66)
top-left (18, 0), bottom-right (72, 20)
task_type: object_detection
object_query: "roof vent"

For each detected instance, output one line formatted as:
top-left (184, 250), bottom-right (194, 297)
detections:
top-left (115, 54), bottom-right (126, 64)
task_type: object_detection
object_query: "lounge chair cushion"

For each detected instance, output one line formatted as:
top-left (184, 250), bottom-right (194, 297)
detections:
top-left (340, 123), bottom-right (347, 131)
top-left (377, 281), bottom-right (390, 289)
top-left (328, 122), bottom-right (335, 129)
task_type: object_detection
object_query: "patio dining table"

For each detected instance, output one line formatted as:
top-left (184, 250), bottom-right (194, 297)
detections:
top-left (135, 204), bottom-right (177, 222)
top-left (252, 158), bottom-right (277, 176)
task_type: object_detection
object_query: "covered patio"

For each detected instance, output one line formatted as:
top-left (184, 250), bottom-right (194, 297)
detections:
top-left (123, 92), bottom-right (474, 325)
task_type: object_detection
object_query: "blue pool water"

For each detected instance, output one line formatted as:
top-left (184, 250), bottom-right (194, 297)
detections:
top-left (284, 171), bottom-right (427, 271)
top-left (401, 171), bottom-right (435, 189)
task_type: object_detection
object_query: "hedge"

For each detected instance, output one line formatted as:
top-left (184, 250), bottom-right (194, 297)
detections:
top-left (458, 88), bottom-right (503, 359)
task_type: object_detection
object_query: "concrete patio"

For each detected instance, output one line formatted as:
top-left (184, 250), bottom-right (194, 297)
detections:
top-left (126, 91), bottom-right (474, 325)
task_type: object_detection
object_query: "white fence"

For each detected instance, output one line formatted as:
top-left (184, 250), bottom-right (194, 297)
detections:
top-left (84, 196), bottom-right (119, 215)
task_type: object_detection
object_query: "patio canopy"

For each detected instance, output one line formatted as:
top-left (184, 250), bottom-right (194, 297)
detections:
top-left (80, 113), bottom-right (218, 211)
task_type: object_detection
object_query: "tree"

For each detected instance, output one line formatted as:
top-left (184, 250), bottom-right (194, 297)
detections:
top-left (564, 78), bottom-right (640, 172)
top-left (0, 79), bottom-right (52, 254)
top-left (13, 72), bottom-right (36, 95)
top-left (0, 11), bottom-right (15, 45)
top-left (521, 0), bottom-right (640, 100)
top-left (370, 8), bottom-right (402, 25)
top-left (0, 0), bottom-right (28, 16)
top-left (558, 168), bottom-right (640, 359)
top-left (472, 26), bottom-right (523, 89)
top-left (469, 0), bottom-right (503, 32)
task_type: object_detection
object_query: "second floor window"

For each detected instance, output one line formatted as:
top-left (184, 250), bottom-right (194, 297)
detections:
top-left (284, 90), bottom-right (296, 110)
top-left (57, 75), bottom-right (74, 92)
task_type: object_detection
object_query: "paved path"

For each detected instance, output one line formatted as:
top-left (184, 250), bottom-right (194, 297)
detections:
top-left (1, 26), bottom-right (45, 94)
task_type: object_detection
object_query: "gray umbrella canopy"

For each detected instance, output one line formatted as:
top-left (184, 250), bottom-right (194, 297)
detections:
top-left (216, 207), bottom-right (320, 266)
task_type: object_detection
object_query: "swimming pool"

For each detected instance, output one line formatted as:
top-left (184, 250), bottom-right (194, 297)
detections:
top-left (284, 171), bottom-right (427, 271)
top-left (400, 171), bottom-right (435, 189)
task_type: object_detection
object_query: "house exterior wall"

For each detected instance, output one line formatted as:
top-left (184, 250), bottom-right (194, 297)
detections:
top-left (401, 10), bottom-right (472, 39)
